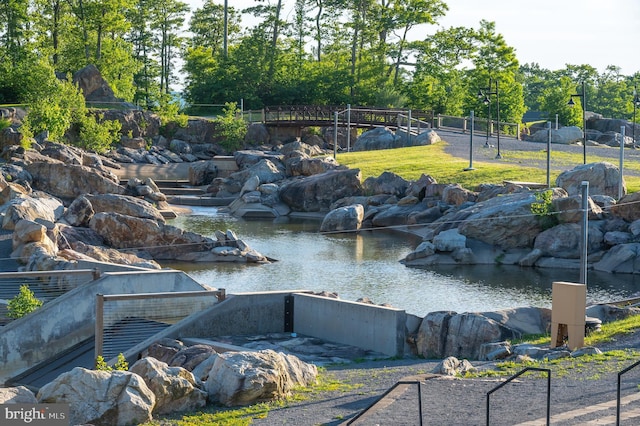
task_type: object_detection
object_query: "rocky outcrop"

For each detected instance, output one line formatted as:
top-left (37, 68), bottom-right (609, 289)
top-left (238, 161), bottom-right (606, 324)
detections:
top-left (415, 311), bottom-right (521, 360)
top-left (320, 204), bottom-right (364, 233)
top-left (204, 349), bottom-right (318, 406)
top-left (556, 162), bottom-right (624, 198)
top-left (37, 367), bottom-right (155, 426)
top-left (129, 357), bottom-right (207, 415)
top-left (0, 385), bottom-right (38, 403)
top-left (279, 169), bottom-right (363, 212)
top-left (25, 161), bottom-right (124, 201)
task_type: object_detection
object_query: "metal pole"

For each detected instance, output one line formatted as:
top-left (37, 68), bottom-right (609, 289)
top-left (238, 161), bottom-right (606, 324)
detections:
top-left (347, 104), bottom-right (351, 152)
top-left (546, 121), bottom-right (551, 188)
top-left (582, 82), bottom-right (587, 164)
top-left (619, 126), bottom-right (625, 200)
top-left (634, 85), bottom-right (638, 148)
top-left (580, 181), bottom-right (589, 285)
top-left (465, 110), bottom-right (475, 171)
top-left (333, 112), bottom-right (338, 160)
top-left (555, 114), bottom-right (559, 130)
top-left (495, 79), bottom-right (501, 159)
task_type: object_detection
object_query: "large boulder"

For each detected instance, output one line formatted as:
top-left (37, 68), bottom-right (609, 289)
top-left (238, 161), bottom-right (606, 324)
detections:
top-left (415, 311), bottom-right (520, 360)
top-left (84, 193), bottom-right (166, 223)
top-left (353, 127), bottom-right (401, 151)
top-left (0, 386), bottom-right (38, 403)
top-left (73, 64), bottom-right (123, 104)
top-left (286, 155), bottom-right (342, 177)
top-left (189, 161), bottom-right (218, 186)
top-left (610, 192), bottom-right (640, 222)
top-left (279, 169), bottom-right (363, 212)
top-left (320, 204), bottom-right (364, 233)
top-left (2, 194), bottom-right (65, 230)
top-left (129, 357), bottom-right (207, 415)
top-left (555, 162), bottom-right (624, 198)
top-left (37, 367), bottom-right (155, 426)
top-left (530, 126), bottom-right (583, 144)
top-left (204, 350), bottom-right (317, 406)
top-left (25, 162), bottom-right (124, 201)
top-left (363, 171), bottom-right (409, 197)
top-left (534, 222), bottom-right (604, 259)
top-left (456, 191), bottom-right (545, 249)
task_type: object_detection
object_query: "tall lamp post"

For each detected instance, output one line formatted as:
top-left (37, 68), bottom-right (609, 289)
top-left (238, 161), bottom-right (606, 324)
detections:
top-left (633, 85), bottom-right (640, 149)
top-left (568, 81), bottom-right (587, 164)
top-left (478, 78), bottom-right (492, 148)
top-left (478, 79), bottom-right (501, 159)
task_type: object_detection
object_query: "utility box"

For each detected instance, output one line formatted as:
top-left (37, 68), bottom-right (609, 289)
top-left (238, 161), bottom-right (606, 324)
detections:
top-left (550, 281), bottom-right (586, 350)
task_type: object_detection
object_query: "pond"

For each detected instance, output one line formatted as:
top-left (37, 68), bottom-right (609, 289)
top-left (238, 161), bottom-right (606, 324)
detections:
top-left (164, 207), bottom-right (640, 317)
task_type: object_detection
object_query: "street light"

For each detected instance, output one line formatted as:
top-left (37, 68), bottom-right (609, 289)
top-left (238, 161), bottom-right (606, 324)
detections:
top-left (633, 85), bottom-right (640, 148)
top-left (478, 78), bottom-right (501, 159)
top-left (477, 78), bottom-right (492, 148)
top-left (568, 81), bottom-right (587, 164)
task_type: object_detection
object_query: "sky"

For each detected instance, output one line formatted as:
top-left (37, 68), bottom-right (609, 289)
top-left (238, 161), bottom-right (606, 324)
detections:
top-left (184, 0), bottom-right (640, 76)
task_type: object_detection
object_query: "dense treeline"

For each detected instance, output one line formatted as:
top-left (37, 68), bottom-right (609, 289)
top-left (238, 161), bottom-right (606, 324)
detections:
top-left (0, 0), bottom-right (638, 129)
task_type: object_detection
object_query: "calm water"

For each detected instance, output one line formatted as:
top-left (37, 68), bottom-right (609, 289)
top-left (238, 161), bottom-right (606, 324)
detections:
top-left (164, 207), bottom-right (640, 317)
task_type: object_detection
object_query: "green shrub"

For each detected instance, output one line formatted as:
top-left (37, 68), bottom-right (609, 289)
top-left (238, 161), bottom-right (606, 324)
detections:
top-left (530, 189), bottom-right (558, 229)
top-left (7, 284), bottom-right (43, 319)
top-left (77, 113), bottom-right (122, 154)
top-left (95, 353), bottom-right (129, 371)
top-left (214, 102), bottom-right (247, 151)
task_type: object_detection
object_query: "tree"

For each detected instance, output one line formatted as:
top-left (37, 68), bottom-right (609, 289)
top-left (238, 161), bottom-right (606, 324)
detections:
top-left (537, 75), bottom-right (583, 126)
top-left (149, 0), bottom-right (188, 94)
top-left (188, 0), bottom-right (241, 56)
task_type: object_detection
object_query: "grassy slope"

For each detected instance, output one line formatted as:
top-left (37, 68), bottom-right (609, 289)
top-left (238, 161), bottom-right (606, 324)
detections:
top-left (336, 143), bottom-right (640, 193)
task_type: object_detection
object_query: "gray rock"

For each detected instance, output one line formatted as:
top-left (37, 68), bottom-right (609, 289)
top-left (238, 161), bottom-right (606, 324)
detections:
top-left (36, 367), bottom-right (155, 426)
top-left (320, 204), bottom-right (364, 233)
top-left (556, 162), bottom-right (624, 198)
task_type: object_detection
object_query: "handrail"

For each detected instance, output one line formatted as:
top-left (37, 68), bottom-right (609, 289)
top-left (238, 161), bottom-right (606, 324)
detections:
top-left (347, 379), bottom-right (424, 425)
top-left (486, 367), bottom-right (551, 426)
top-left (616, 359), bottom-right (640, 425)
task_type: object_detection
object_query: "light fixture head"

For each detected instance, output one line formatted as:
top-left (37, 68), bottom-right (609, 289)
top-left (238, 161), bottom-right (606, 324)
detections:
top-left (567, 97), bottom-right (576, 107)
top-left (477, 90), bottom-right (484, 98)
top-left (483, 96), bottom-right (490, 105)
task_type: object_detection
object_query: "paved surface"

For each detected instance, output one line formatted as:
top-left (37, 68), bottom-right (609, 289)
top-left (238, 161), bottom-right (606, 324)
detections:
top-left (436, 128), bottom-right (640, 178)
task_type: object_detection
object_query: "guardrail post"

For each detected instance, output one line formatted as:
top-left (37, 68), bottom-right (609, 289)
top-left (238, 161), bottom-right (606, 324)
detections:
top-left (437, 114), bottom-right (441, 129)
top-left (463, 116), bottom-right (467, 133)
top-left (95, 294), bottom-right (104, 362)
top-left (517, 123), bottom-right (521, 140)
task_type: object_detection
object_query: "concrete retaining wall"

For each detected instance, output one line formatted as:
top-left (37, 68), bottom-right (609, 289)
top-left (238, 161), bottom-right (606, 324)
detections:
top-left (120, 290), bottom-right (304, 362)
top-left (121, 291), bottom-right (408, 361)
top-left (293, 293), bottom-right (407, 357)
top-left (0, 270), bottom-right (207, 385)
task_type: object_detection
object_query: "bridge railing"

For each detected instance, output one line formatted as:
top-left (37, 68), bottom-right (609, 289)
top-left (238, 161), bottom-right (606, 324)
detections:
top-left (435, 113), bottom-right (522, 140)
top-left (244, 105), bottom-right (433, 129)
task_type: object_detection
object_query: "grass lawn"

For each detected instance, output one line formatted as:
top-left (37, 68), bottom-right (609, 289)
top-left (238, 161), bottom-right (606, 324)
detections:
top-left (336, 143), bottom-right (640, 193)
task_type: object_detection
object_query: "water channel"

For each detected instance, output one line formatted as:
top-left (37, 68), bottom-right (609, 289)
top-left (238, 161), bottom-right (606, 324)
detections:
top-left (164, 206), bottom-right (640, 317)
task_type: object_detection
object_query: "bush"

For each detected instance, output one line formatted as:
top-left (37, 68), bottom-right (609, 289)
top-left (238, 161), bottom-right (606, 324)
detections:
top-left (95, 353), bottom-right (129, 371)
top-left (213, 102), bottom-right (247, 151)
top-left (7, 284), bottom-right (43, 319)
top-left (77, 113), bottom-right (122, 154)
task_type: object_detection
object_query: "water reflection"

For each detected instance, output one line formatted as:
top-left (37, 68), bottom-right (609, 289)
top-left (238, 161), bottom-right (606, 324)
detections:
top-left (165, 207), bottom-right (640, 317)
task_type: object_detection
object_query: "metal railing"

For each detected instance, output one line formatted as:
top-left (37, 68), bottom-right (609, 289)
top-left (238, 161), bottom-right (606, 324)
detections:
top-left (616, 359), bottom-right (640, 425)
top-left (95, 289), bottom-right (225, 363)
top-left (435, 114), bottom-right (521, 140)
top-left (486, 367), bottom-right (551, 426)
top-left (346, 379), bottom-right (424, 425)
top-left (0, 269), bottom-right (101, 325)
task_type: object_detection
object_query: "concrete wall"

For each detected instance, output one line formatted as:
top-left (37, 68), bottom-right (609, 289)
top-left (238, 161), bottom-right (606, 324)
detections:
top-left (293, 293), bottom-right (407, 357)
top-left (121, 291), bottom-right (408, 361)
top-left (0, 270), bottom-right (208, 385)
top-left (120, 290), bottom-right (304, 362)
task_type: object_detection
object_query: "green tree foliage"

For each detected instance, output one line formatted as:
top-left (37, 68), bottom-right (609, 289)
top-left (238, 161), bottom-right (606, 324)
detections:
top-left (214, 102), bottom-right (247, 151)
top-left (77, 113), bottom-right (122, 153)
top-left (7, 284), bottom-right (43, 319)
